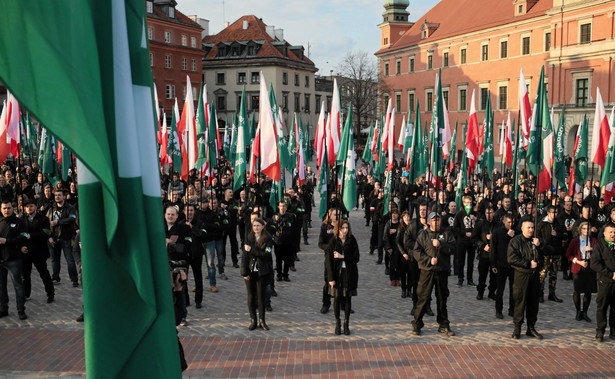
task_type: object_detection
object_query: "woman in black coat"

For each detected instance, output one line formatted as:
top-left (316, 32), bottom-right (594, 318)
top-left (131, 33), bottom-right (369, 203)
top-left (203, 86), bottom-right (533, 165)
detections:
top-left (241, 218), bottom-right (274, 331)
top-left (325, 219), bottom-right (360, 335)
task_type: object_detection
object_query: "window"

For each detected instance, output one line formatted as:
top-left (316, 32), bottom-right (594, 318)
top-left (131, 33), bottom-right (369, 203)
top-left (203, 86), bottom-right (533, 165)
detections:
top-left (294, 74), bottom-right (300, 86)
top-left (315, 95), bottom-right (321, 108)
top-left (500, 41), bottom-right (508, 58)
top-left (181, 35), bottom-right (187, 46)
top-left (305, 75), bottom-right (309, 88)
top-left (460, 48), bottom-right (467, 64)
top-left (426, 91), bottom-right (433, 112)
top-left (384, 62), bottom-right (389, 76)
top-left (165, 55), bottom-right (172, 68)
top-left (408, 93), bottom-right (415, 112)
top-left (146, 1), bottom-right (153, 13)
top-left (304, 94), bottom-right (310, 112)
top-left (545, 32), bottom-right (551, 51)
top-left (294, 94), bottom-right (301, 112)
top-left (164, 31), bottom-right (171, 43)
top-left (150, 53), bottom-right (153, 67)
top-left (182, 58), bottom-right (188, 70)
top-left (247, 45), bottom-right (255, 55)
top-left (459, 89), bottom-right (467, 111)
top-left (580, 23), bottom-right (591, 44)
top-left (395, 93), bottom-right (402, 111)
top-left (165, 85), bottom-right (175, 99)
top-left (237, 72), bottom-right (247, 84)
top-left (283, 93), bottom-right (289, 110)
top-left (231, 46), bottom-right (240, 56)
top-left (383, 95), bottom-right (389, 112)
top-left (498, 86), bottom-right (508, 110)
top-left (191, 37), bottom-right (197, 48)
top-left (396, 60), bottom-right (401, 75)
top-left (282, 72), bottom-right (288, 85)
top-left (384, 37), bottom-right (388, 45)
top-left (191, 59), bottom-right (197, 72)
top-left (216, 72), bottom-right (225, 85)
top-left (576, 78), bottom-right (589, 107)
top-left (480, 87), bottom-right (489, 110)
top-left (518, 5), bottom-right (523, 14)
top-left (148, 27), bottom-right (153, 40)
top-left (442, 90), bottom-right (449, 108)
top-left (481, 44), bottom-right (489, 61)
top-left (251, 96), bottom-right (259, 111)
top-left (409, 57), bottom-right (415, 72)
top-left (168, 7), bottom-right (174, 18)
top-left (427, 55), bottom-right (433, 69)
top-left (217, 96), bottom-right (226, 111)
top-left (443, 52), bottom-right (449, 67)
top-left (251, 72), bottom-right (260, 84)
top-left (522, 37), bottom-right (530, 55)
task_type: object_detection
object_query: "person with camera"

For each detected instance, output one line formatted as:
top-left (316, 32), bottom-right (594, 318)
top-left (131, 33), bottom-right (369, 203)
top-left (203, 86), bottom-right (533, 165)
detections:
top-left (47, 186), bottom-right (79, 287)
top-left (411, 212), bottom-right (456, 337)
top-left (165, 205), bottom-right (192, 326)
top-left (241, 217), bottom-right (274, 331)
top-left (0, 200), bottom-right (28, 320)
top-left (22, 199), bottom-right (54, 304)
top-left (325, 219), bottom-right (359, 335)
top-left (566, 221), bottom-right (597, 323)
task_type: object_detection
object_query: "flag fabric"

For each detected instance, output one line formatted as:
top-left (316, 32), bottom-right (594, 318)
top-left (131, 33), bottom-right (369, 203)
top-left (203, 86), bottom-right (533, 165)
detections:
top-left (249, 124), bottom-right (261, 185)
top-left (449, 119), bottom-right (458, 171)
top-left (553, 104), bottom-right (567, 189)
top-left (6, 91), bottom-right (21, 158)
top-left (21, 110), bottom-right (38, 158)
top-left (0, 91), bottom-right (19, 163)
top-left (340, 104), bottom-right (357, 211)
top-left (0, 1), bottom-right (182, 377)
top-left (407, 101), bottom-right (422, 182)
top-left (178, 76), bottom-right (197, 181)
top-left (159, 112), bottom-right (169, 167)
top-left (527, 67), bottom-right (545, 176)
top-left (421, 120), bottom-right (430, 180)
top-left (269, 84), bottom-right (288, 171)
top-left (466, 89), bottom-right (479, 175)
top-left (229, 112), bottom-right (237, 162)
top-left (441, 87), bottom-right (452, 161)
top-left (383, 170), bottom-right (393, 216)
top-left (296, 116), bottom-right (306, 185)
top-left (154, 83), bottom-right (161, 144)
top-left (382, 99), bottom-right (393, 157)
top-left (330, 79), bottom-right (342, 160)
top-left (591, 87), bottom-right (611, 169)
top-left (519, 67), bottom-right (532, 148)
top-left (574, 116), bottom-right (589, 187)
top-left (362, 121), bottom-right (374, 162)
top-left (370, 119), bottom-right (380, 159)
top-left (482, 96), bottom-right (494, 179)
top-left (455, 122), bottom-right (469, 210)
top-left (387, 107), bottom-right (395, 171)
top-left (314, 101), bottom-right (326, 167)
top-left (316, 144), bottom-right (329, 220)
top-left (205, 100), bottom-right (219, 180)
top-left (397, 116), bottom-right (407, 152)
top-left (167, 100), bottom-right (182, 174)
top-left (603, 107), bottom-right (615, 203)
top-left (233, 87), bottom-right (248, 192)
top-left (498, 121), bottom-right (506, 158)
top-left (223, 117), bottom-right (231, 158)
top-left (39, 128), bottom-right (59, 186)
top-left (428, 70), bottom-right (445, 185)
top-left (259, 73), bottom-right (281, 181)
top-left (537, 80), bottom-right (554, 194)
top-left (503, 113), bottom-right (514, 169)
top-left (287, 113), bottom-right (298, 173)
top-left (195, 82), bottom-right (208, 173)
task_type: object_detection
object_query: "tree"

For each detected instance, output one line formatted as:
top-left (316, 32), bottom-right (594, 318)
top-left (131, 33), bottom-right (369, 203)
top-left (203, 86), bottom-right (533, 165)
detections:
top-left (336, 51), bottom-right (378, 145)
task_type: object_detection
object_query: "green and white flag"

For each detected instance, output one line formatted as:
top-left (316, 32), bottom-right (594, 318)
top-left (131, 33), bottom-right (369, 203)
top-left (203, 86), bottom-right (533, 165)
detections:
top-left (317, 145), bottom-right (329, 220)
top-left (0, 1), bottom-right (181, 377)
top-left (362, 121), bottom-right (374, 163)
top-left (527, 67), bottom-right (545, 176)
top-left (482, 97), bottom-right (494, 179)
top-left (455, 122), bottom-right (469, 210)
top-left (287, 113), bottom-right (297, 173)
top-left (574, 115), bottom-right (589, 186)
top-left (269, 85), bottom-right (288, 171)
top-left (340, 103), bottom-right (356, 211)
top-left (229, 112), bottom-right (237, 162)
top-left (554, 104), bottom-right (567, 189)
top-left (383, 170), bottom-right (393, 216)
top-left (168, 100), bottom-right (182, 175)
top-left (195, 82), bottom-right (207, 171)
top-left (233, 87), bottom-right (247, 192)
top-left (39, 128), bottom-right (59, 186)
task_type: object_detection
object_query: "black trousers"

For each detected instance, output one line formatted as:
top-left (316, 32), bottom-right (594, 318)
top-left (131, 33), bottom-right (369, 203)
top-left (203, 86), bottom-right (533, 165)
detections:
top-left (512, 270), bottom-right (540, 328)
top-left (275, 244), bottom-right (293, 278)
top-left (22, 257), bottom-right (54, 299)
top-left (245, 271), bottom-right (267, 319)
top-left (495, 266), bottom-right (514, 314)
top-left (477, 256), bottom-right (496, 295)
top-left (457, 242), bottom-right (475, 282)
top-left (413, 270), bottom-right (449, 329)
top-left (224, 225), bottom-right (239, 266)
top-left (596, 280), bottom-right (615, 332)
top-left (399, 258), bottom-right (411, 293)
top-left (189, 252), bottom-right (203, 305)
top-left (410, 259), bottom-right (420, 304)
top-left (322, 266), bottom-right (331, 307)
top-left (370, 222), bottom-right (378, 252)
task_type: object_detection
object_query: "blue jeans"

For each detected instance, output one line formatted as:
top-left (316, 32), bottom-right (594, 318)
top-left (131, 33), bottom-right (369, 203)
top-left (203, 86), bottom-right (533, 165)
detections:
top-left (213, 239), bottom-right (225, 275)
top-left (50, 239), bottom-right (78, 283)
top-left (0, 259), bottom-right (26, 313)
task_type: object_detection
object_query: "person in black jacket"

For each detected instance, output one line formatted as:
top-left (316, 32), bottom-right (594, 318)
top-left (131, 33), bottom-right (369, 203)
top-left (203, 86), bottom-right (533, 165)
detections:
top-left (0, 200), bottom-right (28, 320)
top-left (325, 219), bottom-right (359, 335)
top-left (241, 217), bottom-right (274, 331)
top-left (165, 205), bottom-right (192, 325)
top-left (198, 197), bottom-right (222, 293)
top-left (536, 205), bottom-right (564, 303)
top-left (507, 219), bottom-right (544, 340)
top-left (47, 187), bottom-right (79, 286)
top-left (22, 199), bottom-right (54, 303)
top-left (474, 206), bottom-right (497, 300)
top-left (383, 209), bottom-right (402, 286)
top-left (454, 195), bottom-right (478, 286)
top-left (318, 208), bottom-right (341, 314)
top-left (411, 212), bottom-right (456, 336)
top-left (590, 222), bottom-right (615, 342)
top-left (184, 204), bottom-right (206, 309)
top-left (490, 214), bottom-right (517, 319)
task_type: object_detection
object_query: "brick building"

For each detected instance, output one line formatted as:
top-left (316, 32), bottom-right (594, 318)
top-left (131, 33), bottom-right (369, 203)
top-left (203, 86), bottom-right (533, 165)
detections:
top-left (147, 0), bottom-right (203, 115)
top-left (376, 0), bottom-right (615, 158)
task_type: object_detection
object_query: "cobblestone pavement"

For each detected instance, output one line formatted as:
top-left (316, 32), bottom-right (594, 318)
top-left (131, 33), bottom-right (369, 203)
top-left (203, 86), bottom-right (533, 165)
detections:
top-left (2, 197), bottom-right (615, 377)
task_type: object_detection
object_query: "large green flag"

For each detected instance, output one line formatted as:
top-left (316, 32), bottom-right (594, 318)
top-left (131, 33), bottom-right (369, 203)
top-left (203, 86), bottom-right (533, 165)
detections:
top-left (206, 99), bottom-right (218, 173)
top-left (554, 104), bottom-right (567, 189)
top-left (482, 96), bottom-right (494, 179)
top-left (408, 101), bottom-right (422, 183)
top-left (167, 104), bottom-right (182, 175)
top-left (429, 70), bottom-right (445, 183)
top-left (317, 145), bottom-right (329, 220)
top-left (233, 87), bottom-right (247, 192)
top-left (0, 1), bottom-right (181, 377)
top-left (527, 67), bottom-right (545, 176)
top-left (574, 115), bottom-right (589, 186)
top-left (337, 103), bottom-right (352, 165)
top-left (287, 113), bottom-right (297, 173)
top-left (39, 128), bottom-right (59, 186)
top-left (195, 82), bottom-right (207, 171)
top-left (449, 119), bottom-right (458, 166)
top-left (341, 104), bottom-right (357, 211)
top-left (269, 85), bottom-right (288, 171)
top-left (362, 121), bottom-right (374, 162)
top-left (455, 122), bottom-right (469, 210)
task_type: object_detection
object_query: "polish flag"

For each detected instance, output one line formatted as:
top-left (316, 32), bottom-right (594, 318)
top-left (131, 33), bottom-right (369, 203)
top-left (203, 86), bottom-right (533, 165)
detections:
top-left (568, 121), bottom-right (583, 196)
top-left (314, 101), bottom-right (326, 167)
top-left (330, 79), bottom-right (341, 159)
top-left (441, 87), bottom-right (452, 160)
top-left (258, 72), bottom-right (281, 181)
top-left (504, 112), bottom-right (513, 168)
top-left (591, 87), bottom-right (611, 169)
top-left (154, 83), bottom-right (162, 144)
top-left (5, 91), bottom-right (20, 158)
top-left (465, 90), bottom-right (479, 174)
top-left (371, 120), bottom-right (380, 157)
top-left (397, 116), bottom-right (407, 152)
top-left (387, 107), bottom-right (396, 171)
top-left (160, 112), bottom-right (169, 166)
top-left (178, 76), bottom-right (197, 181)
top-left (249, 124), bottom-right (261, 185)
top-left (381, 98), bottom-right (393, 155)
top-left (519, 68), bottom-right (531, 148)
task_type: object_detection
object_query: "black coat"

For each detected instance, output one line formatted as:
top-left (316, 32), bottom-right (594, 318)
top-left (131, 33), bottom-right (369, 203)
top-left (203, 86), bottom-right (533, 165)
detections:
top-left (490, 225), bottom-right (517, 269)
top-left (507, 234), bottom-right (544, 274)
top-left (165, 221), bottom-right (192, 265)
top-left (412, 228), bottom-right (456, 272)
top-left (590, 238), bottom-right (615, 283)
top-left (240, 232), bottom-right (274, 277)
top-left (24, 212), bottom-right (51, 261)
top-left (0, 214), bottom-right (27, 262)
top-left (325, 235), bottom-right (359, 295)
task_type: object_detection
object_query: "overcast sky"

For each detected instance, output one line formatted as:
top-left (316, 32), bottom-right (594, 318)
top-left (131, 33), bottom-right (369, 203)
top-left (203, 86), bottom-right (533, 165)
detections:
top-left (179, 0), bottom-right (440, 75)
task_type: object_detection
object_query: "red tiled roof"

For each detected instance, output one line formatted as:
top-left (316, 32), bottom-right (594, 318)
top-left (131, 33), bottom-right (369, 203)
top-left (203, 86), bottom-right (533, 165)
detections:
top-left (376, 0), bottom-right (553, 55)
top-left (203, 15), bottom-right (314, 65)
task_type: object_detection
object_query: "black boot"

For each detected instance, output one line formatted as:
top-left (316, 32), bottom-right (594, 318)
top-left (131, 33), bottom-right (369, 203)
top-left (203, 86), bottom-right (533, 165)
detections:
top-left (512, 325), bottom-right (521, 339)
top-left (425, 304), bottom-right (434, 317)
top-left (335, 319), bottom-right (341, 335)
top-left (539, 292), bottom-right (544, 303)
top-left (581, 311), bottom-right (592, 322)
top-left (548, 293), bottom-right (563, 303)
top-left (575, 311), bottom-right (582, 321)
top-left (248, 318), bottom-right (258, 331)
top-left (343, 320), bottom-right (350, 335)
top-left (259, 317), bottom-right (269, 330)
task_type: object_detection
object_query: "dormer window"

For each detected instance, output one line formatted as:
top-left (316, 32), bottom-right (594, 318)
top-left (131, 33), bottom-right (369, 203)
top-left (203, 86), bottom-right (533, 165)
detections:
top-left (518, 5), bottom-right (523, 13)
top-left (146, 1), bottom-right (153, 13)
top-left (423, 30), bottom-right (427, 39)
top-left (168, 6), bottom-right (175, 18)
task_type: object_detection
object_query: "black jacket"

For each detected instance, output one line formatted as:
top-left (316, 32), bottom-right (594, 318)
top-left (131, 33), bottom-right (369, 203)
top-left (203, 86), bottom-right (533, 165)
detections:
top-left (165, 221), bottom-right (192, 265)
top-left (47, 202), bottom-right (77, 240)
top-left (412, 228), bottom-right (456, 271)
top-left (453, 209), bottom-right (477, 244)
top-left (590, 238), bottom-right (615, 283)
top-left (24, 212), bottom-right (51, 261)
top-left (325, 235), bottom-right (360, 293)
top-left (185, 216), bottom-right (206, 258)
top-left (536, 217), bottom-right (564, 256)
top-left (474, 218), bottom-right (496, 260)
top-left (507, 234), bottom-right (544, 274)
top-left (240, 231), bottom-right (274, 277)
top-left (490, 225), bottom-right (517, 269)
top-left (198, 208), bottom-right (221, 243)
top-left (0, 214), bottom-right (27, 262)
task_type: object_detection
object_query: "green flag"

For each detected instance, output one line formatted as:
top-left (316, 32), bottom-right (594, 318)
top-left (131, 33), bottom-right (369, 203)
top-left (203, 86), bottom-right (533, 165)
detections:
top-left (554, 104), bottom-right (567, 189)
top-left (195, 82), bottom-right (207, 171)
top-left (302, 120), bottom-right (311, 163)
top-left (341, 104), bottom-right (357, 211)
top-left (527, 67), bottom-right (545, 176)
top-left (233, 87), bottom-right (247, 192)
top-left (317, 145), bottom-right (329, 220)
top-left (287, 113), bottom-right (297, 173)
top-left (269, 179), bottom-right (283, 209)
top-left (429, 70), bottom-right (445, 183)
top-left (58, 140), bottom-right (71, 181)
top-left (449, 119), bottom-right (458, 168)
top-left (362, 121), bottom-right (374, 162)
top-left (574, 115), bottom-right (589, 186)
top-left (0, 1), bottom-right (182, 376)
top-left (206, 99), bottom-right (218, 172)
top-left (455, 122), bottom-right (469, 210)
top-left (39, 128), bottom-right (59, 186)
top-left (229, 112), bottom-right (237, 162)
top-left (337, 103), bottom-right (352, 165)
top-left (223, 114), bottom-right (231, 158)
top-left (383, 170), bottom-right (393, 215)
top-left (168, 105), bottom-right (182, 175)
top-left (408, 101), bottom-right (422, 183)
top-left (269, 85), bottom-right (288, 170)
top-left (482, 96), bottom-right (494, 179)
top-left (21, 109), bottom-right (38, 158)
top-left (421, 120), bottom-right (430, 179)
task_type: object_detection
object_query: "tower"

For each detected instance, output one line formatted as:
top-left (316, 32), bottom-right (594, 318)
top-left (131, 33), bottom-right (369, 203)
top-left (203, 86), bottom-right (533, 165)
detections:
top-left (379, 0), bottom-right (413, 49)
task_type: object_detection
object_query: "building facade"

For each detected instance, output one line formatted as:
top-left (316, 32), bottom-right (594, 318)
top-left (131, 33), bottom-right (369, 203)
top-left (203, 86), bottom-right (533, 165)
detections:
top-left (147, 0), bottom-right (203, 115)
top-left (202, 15), bottom-right (319, 137)
top-left (376, 0), bottom-right (615, 159)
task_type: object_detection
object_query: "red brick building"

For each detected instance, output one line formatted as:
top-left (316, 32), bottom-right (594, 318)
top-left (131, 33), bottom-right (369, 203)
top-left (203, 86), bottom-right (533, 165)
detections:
top-left (147, 0), bottom-right (203, 114)
top-left (376, 0), bottom-right (615, 157)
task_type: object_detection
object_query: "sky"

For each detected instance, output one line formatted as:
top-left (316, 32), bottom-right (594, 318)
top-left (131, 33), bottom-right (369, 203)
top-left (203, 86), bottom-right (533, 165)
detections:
top-left (178, 0), bottom-right (440, 76)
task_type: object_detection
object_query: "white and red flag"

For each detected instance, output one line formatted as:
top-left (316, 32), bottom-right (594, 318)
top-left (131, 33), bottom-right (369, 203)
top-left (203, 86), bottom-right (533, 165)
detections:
top-left (258, 72), bottom-right (281, 181)
top-left (465, 89), bottom-right (479, 174)
top-left (177, 76), bottom-right (197, 181)
top-left (591, 87), bottom-right (611, 169)
top-left (519, 67), bottom-right (531, 148)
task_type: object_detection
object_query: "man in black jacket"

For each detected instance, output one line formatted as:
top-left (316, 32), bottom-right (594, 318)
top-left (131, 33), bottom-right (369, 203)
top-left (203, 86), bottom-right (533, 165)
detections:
top-left (47, 187), bottom-right (79, 286)
top-left (536, 205), bottom-right (564, 303)
top-left (0, 200), bottom-right (29, 320)
top-left (22, 199), bottom-right (54, 303)
top-left (270, 201), bottom-right (295, 282)
top-left (221, 189), bottom-right (239, 269)
top-left (411, 212), bottom-right (456, 336)
top-left (507, 219), bottom-right (544, 339)
top-left (184, 204), bottom-right (206, 309)
top-left (590, 222), bottom-right (615, 342)
top-left (474, 206), bottom-right (497, 300)
top-left (454, 195), bottom-right (477, 286)
top-left (490, 214), bottom-right (517, 319)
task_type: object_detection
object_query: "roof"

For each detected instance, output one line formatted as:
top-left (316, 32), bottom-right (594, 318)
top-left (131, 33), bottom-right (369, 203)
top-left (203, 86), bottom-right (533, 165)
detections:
top-left (149, 4), bottom-right (202, 29)
top-left (203, 15), bottom-right (315, 66)
top-left (376, 0), bottom-right (553, 55)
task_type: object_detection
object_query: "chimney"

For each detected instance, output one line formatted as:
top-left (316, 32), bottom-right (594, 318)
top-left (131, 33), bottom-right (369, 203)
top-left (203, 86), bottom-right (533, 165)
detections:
top-left (266, 25), bottom-right (275, 39)
top-left (274, 28), bottom-right (284, 41)
top-left (224, 21), bottom-right (229, 28)
top-left (188, 16), bottom-right (210, 39)
top-left (243, 20), bottom-right (249, 30)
